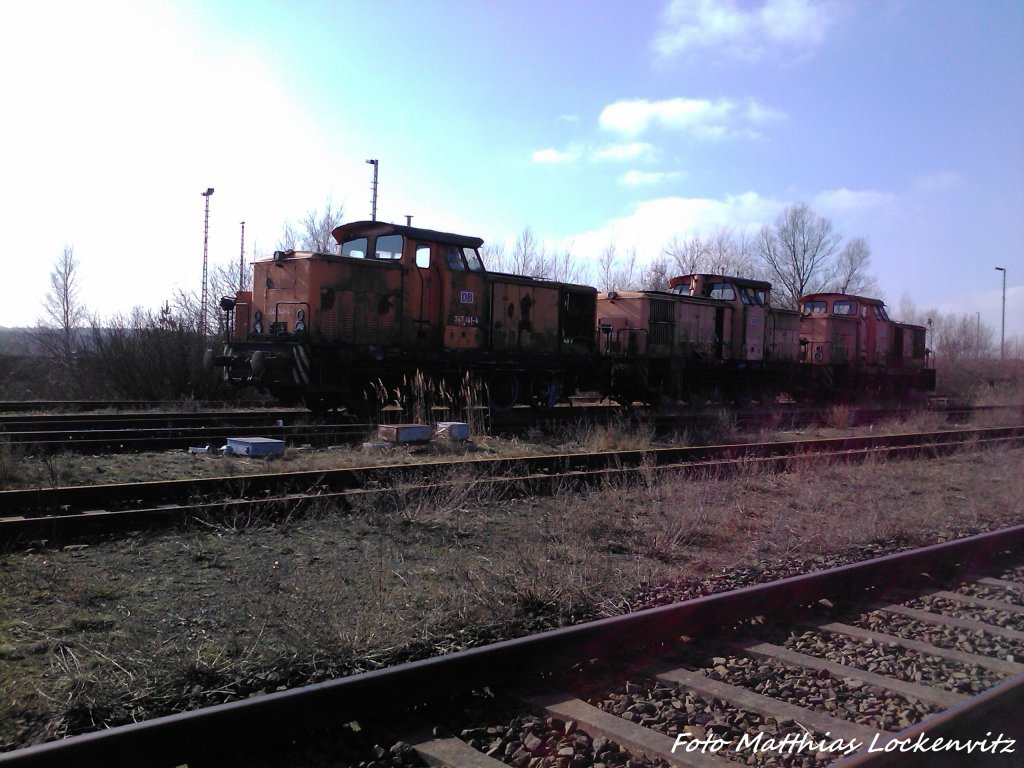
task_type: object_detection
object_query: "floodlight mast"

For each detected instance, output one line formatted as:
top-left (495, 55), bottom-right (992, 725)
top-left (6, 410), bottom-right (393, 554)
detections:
top-left (366, 159), bottom-right (378, 221)
top-left (995, 267), bottom-right (1006, 360)
top-left (200, 187), bottom-right (215, 336)
top-left (239, 221), bottom-right (246, 292)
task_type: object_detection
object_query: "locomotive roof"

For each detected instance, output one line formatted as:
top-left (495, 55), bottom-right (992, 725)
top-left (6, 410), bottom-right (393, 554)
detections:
top-left (669, 274), bottom-right (773, 290)
top-left (332, 220), bottom-right (485, 249)
top-left (801, 292), bottom-right (886, 306)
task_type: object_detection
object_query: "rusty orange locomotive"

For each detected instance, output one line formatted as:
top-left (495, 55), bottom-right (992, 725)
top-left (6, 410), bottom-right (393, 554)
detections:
top-left (209, 220), bottom-right (934, 412)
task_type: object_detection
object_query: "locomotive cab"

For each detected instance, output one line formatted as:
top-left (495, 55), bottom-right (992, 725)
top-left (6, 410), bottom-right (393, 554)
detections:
top-left (670, 274), bottom-right (771, 362)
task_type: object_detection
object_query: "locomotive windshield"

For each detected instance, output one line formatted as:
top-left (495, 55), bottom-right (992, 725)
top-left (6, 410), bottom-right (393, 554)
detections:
top-left (444, 245), bottom-right (486, 272)
top-left (375, 234), bottom-right (403, 259)
top-left (833, 300), bottom-right (857, 315)
top-left (803, 300), bottom-right (827, 314)
top-left (341, 237), bottom-right (367, 259)
top-left (738, 286), bottom-right (763, 306)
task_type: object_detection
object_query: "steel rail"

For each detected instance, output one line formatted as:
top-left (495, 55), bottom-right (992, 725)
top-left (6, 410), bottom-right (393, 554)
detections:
top-left (0, 409), bottom-right (308, 430)
top-left (0, 399), bottom-right (277, 413)
top-left (4, 430), bottom-right (1021, 541)
top-left (0, 423), bottom-right (368, 454)
top-left (2, 525), bottom-right (1022, 767)
top-left (2, 425), bottom-right (1021, 520)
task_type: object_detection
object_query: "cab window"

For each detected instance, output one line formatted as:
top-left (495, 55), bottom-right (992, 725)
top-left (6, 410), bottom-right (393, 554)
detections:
top-left (803, 300), bottom-right (827, 314)
top-left (341, 237), bottom-right (367, 259)
top-left (415, 244), bottom-right (431, 269)
top-left (708, 283), bottom-right (736, 301)
top-left (445, 245), bottom-right (465, 271)
top-left (833, 300), bottom-right (856, 315)
top-left (874, 305), bottom-right (890, 321)
top-left (463, 247), bottom-right (485, 272)
top-left (374, 234), bottom-right (403, 260)
top-left (738, 287), bottom-right (762, 305)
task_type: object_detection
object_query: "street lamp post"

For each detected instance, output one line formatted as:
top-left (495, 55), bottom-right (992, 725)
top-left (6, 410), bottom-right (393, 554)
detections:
top-left (201, 188), bottom-right (215, 336)
top-left (995, 267), bottom-right (1006, 360)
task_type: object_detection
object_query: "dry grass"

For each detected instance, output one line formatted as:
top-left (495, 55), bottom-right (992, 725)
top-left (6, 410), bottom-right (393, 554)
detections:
top-left (2, 442), bottom-right (1022, 749)
top-left (824, 404), bottom-right (852, 429)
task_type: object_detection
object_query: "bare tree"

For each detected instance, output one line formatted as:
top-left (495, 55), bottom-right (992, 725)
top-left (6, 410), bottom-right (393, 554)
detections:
top-left (757, 203), bottom-right (842, 309)
top-left (597, 242), bottom-right (618, 291)
top-left (663, 227), bottom-right (761, 281)
top-left (479, 240), bottom-right (505, 272)
top-left (664, 235), bottom-right (709, 276)
top-left (278, 200), bottom-right (345, 253)
top-left (832, 236), bottom-right (879, 296)
top-left (641, 256), bottom-right (671, 291)
top-left (547, 244), bottom-right (586, 284)
top-left (37, 245), bottom-right (85, 373)
top-left (484, 227), bottom-right (585, 283)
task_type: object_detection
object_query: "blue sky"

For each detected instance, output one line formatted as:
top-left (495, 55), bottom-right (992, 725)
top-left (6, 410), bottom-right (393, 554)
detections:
top-left (2, 0), bottom-right (1021, 339)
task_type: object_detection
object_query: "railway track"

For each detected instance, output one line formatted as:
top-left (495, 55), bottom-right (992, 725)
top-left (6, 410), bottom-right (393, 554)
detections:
top-left (3, 425), bottom-right (1022, 540)
top-left (0, 399), bottom-right (276, 413)
top-left (2, 402), bottom-right (1018, 455)
top-left (2, 526), bottom-right (1022, 767)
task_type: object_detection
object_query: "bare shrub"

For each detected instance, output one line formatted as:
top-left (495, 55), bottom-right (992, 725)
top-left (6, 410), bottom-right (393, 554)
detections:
top-left (559, 415), bottom-right (655, 453)
top-left (825, 404), bottom-right (852, 429)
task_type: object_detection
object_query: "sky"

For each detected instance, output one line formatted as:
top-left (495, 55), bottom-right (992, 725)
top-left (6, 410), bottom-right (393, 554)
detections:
top-left (2, 0), bottom-right (1022, 341)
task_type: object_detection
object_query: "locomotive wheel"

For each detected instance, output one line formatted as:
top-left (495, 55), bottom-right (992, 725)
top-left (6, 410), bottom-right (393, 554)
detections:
top-left (529, 375), bottom-right (559, 410)
top-left (487, 374), bottom-right (519, 412)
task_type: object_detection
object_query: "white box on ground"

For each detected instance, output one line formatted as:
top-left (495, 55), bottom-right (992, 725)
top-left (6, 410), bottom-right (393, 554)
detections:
top-left (435, 422), bottom-right (470, 441)
top-left (378, 424), bottom-right (433, 443)
top-left (226, 437), bottom-right (286, 457)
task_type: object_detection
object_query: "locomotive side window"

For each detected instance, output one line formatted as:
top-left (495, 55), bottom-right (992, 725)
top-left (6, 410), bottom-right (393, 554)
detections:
top-left (341, 237), bottom-right (367, 259)
top-left (464, 247), bottom-right (485, 272)
top-left (738, 286), bottom-right (762, 305)
top-left (375, 234), bottom-right (403, 260)
top-left (708, 283), bottom-right (736, 301)
top-left (415, 244), bottom-right (431, 269)
top-left (803, 300), bottom-right (827, 314)
top-left (875, 305), bottom-right (890, 321)
top-left (833, 300), bottom-right (856, 315)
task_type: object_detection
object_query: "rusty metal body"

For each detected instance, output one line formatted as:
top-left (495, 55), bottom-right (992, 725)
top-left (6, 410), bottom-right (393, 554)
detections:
top-left (213, 221), bottom-right (596, 411)
top-left (210, 220), bottom-right (935, 409)
top-left (597, 274), bottom-right (802, 403)
top-left (800, 292), bottom-right (934, 398)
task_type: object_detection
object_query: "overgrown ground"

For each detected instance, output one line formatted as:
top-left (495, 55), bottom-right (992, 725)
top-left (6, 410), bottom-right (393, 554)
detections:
top-left (1, 441), bottom-right (1022, 752)
top-left (1, 405), bottom-right (1017, 491)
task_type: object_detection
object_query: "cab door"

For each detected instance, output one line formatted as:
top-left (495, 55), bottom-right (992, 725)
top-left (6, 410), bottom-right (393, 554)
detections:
top-left (442, 245), bottom-right (486, 350)
top-left (407, 242), bottom-right (442, 349)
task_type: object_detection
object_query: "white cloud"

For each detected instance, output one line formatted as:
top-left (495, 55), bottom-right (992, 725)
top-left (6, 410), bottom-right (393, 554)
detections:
top-left (746, 100), bottom-right (787, 124)
top-left (598, 97), bottom-right (783, 140)
top-left (532, 147), bottom-right (583, 163)
top-left (562, 192), bottom-right (782, 260)
top-left (594, 142), bottom-right (658, 161)
top-left (813, 188), bottom-right (897, 213)
top-left (600, 97), bottom-right (734, 137)
top-left (653, 0), bottom-right (836, 61)
top-left (619, 170), bottom-right (683, 186)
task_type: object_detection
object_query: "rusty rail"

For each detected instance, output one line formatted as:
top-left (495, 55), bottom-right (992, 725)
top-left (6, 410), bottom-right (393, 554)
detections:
top-left (2, 525), bottom-right (1022, 767)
